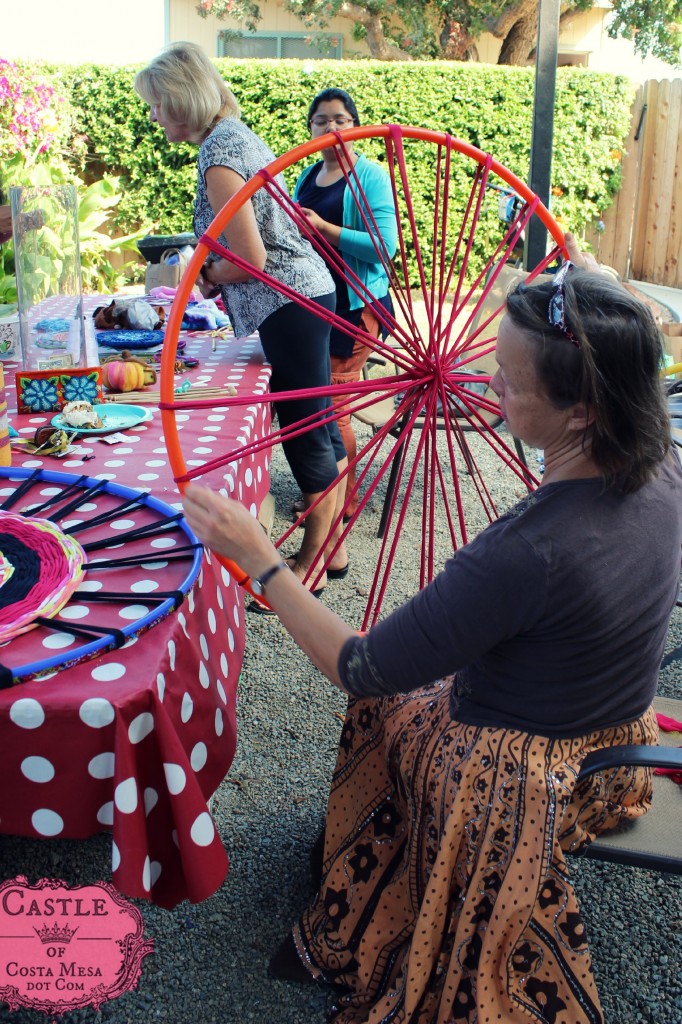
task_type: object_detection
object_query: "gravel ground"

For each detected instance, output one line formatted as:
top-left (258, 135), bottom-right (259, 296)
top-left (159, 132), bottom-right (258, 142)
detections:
top-left (1, 413), bottom-right (682, 1024)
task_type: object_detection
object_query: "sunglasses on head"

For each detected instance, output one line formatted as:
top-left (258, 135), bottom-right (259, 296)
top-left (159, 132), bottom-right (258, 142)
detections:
top-left (548, 260), bottom-right (581, 349)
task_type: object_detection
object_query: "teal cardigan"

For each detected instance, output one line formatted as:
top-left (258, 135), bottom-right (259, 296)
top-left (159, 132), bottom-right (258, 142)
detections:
top-left (293, 154), bottom-right (398, 311)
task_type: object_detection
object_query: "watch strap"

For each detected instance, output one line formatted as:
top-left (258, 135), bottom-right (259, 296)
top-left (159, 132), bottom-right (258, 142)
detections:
top-left (253, 559), bottom-right (288, 594)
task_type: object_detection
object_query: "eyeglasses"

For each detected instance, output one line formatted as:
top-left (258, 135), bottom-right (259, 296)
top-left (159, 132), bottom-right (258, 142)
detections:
top-left (548, 260), bottom-right (581, 348)
top-left (310, 116), bottom-right (354, 128)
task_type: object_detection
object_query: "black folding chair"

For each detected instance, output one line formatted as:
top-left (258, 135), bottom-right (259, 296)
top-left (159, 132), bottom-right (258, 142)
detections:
top-left (574, 695), bottom-right (682, 874)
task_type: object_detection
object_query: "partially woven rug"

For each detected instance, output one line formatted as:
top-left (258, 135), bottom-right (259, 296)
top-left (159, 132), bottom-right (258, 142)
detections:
top-left (0, 512), bottom-right (86, 642)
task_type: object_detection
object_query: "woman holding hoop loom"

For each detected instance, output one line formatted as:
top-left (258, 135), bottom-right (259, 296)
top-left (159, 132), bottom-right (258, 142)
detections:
top-left (135, 43), bottom-right (348, 595)
top-left (293, 88), bottom-right (398, 521)
top-left (184, 242), bottom-right (682, 1019)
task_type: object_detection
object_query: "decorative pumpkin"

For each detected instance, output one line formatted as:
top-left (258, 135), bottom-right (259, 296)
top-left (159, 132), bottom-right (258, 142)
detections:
top-left (101, 355), bottom-right (156, 393)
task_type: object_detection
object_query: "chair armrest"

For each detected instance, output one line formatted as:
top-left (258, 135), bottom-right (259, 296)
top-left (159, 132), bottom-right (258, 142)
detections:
top-left (578, 744), bottom-right (682, 779)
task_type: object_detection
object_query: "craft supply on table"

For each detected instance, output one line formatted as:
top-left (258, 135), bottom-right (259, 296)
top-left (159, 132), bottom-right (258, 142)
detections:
top-left (104, 384), bottom-right (238, 405)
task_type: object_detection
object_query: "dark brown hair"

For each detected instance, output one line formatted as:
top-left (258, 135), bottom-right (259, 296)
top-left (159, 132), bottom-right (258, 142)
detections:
top-left (505, 268), bottom-right (671, 492)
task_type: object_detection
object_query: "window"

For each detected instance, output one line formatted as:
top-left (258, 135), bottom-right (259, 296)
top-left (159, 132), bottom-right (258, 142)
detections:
top-left (218, 31), bottom-right (342, 60)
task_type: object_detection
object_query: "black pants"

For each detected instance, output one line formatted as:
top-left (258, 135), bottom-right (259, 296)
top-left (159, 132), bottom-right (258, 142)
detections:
top-left (258, 293), bottom-right (346, 494)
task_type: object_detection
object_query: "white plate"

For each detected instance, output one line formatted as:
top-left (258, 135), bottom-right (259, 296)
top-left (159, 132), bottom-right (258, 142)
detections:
top-left (51, 404), bottom-right (153, 436)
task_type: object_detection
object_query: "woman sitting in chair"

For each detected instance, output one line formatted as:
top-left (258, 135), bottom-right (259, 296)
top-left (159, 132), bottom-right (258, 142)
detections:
top-left (183, 236), bottom-right (682, 1024)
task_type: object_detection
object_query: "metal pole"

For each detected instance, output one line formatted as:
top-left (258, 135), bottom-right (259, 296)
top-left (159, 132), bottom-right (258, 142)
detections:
top-left (524, 0), bottom-right (560, 271)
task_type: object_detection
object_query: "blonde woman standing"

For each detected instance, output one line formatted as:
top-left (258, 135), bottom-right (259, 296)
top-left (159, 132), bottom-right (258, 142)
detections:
top-left (135, 43), bottom-right (348, 597)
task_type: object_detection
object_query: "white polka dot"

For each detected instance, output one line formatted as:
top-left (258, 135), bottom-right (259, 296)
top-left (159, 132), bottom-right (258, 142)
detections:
top-left (32, 809), bottom-right (63, 837)
top-left (215, 709), bottom-right (224, 736)
top-left (157, 673), bottom-right (166, 700)
top-left (227, 629), bottom-right (235, 653)
top-left (199, 662), bottom-right (210, 689)
top-left (77, 579), bottom-right (103, 592)
top-left (190, 812), bottom-right (215, 846)
top-left (145, 460), bottom-right (166, 467)
top-left (181, 693), bottom-right (194, 723)
top-left (177, 612), bottom-right (190, 639)
top-left (129, 713), bottom-right (154, 744)
top-left (138, 473), bottom-right (159, 482)
top-left (190, 743), bottom-right (208, 771)
top-left (10, 699), bottom-right (45, 729)
top-left (245, 468), bottom-right (253, 487)
top-left (58, 604), bottom-right (90, 620)
top-left (91, 663), bottom-right (125, 682)
top-left (97, 803), bottom-right (114, 826)
top-left (111, 841), bottom-right (120, 871)
top-left (80, 698), bottom-right (115, 727)
top-left (168, 641), bottom-right (176, 672)
top-left (114, 777), bottom-right (138, 813)
top-left (144, 788), bottom-right (158, 816)
top-left (150, 861), bottom-right (162, 886)
top-left (207, 609), bottom-right (217, 634)
top-left (21, 756), bottom-right (55, 783)
top-left (216, 587), bottom-right (224, 610)
top-left (42, 634), bottom-right (75, 650)
top-left (118, 604), bottom-right (150, 621)
top-left (164, 763), bottom-right (186, 795)
top-left (88, 753), bottom-right (115, 779)
top-left (142, 560), bottom-right (168, 571)
top-left (110, 518), bottom-right (136, 530)
top-left (199, 634), bottom-right (209, 659)
top-left (193, 447), bottom-right (214, 455)
top-left (104, 460), bottom-right (126, 469)
top-left (151, 537), bottom-right (177, 550)
top-left (131, 579), bottom-right (159, 593)
top-left (217, 681), bottom-right (227, 704)
top-left (142, 857), bottom-right (151, 891)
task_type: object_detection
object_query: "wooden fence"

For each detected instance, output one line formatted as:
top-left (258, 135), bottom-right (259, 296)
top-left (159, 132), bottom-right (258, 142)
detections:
top-left (586, 78), bottom-right (682, 287)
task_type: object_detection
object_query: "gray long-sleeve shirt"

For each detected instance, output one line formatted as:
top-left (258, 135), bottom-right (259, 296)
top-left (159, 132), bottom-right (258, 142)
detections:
top-left (340, 454), bottom-right (682, 738)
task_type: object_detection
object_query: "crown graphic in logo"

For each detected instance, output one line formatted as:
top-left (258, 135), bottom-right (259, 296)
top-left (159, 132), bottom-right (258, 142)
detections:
top-left (33, 923), bottom-right (78, 945)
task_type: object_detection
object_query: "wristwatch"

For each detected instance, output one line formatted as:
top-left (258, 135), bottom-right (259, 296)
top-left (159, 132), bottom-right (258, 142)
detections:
top-left (251, 560), bottom-right (288, 597)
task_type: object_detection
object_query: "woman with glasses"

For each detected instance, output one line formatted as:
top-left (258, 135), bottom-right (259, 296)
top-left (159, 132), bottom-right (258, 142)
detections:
top-left (292, 88), bottom-right (398, 527)
top-left (183, 237), bottom-right (682, 1022)
top-left (135, 44), bottom-right (348, 599)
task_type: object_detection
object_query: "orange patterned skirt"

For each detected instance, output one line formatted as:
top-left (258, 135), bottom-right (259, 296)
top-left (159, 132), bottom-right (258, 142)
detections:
top-left (292, 680), bottom-right (657, 1023)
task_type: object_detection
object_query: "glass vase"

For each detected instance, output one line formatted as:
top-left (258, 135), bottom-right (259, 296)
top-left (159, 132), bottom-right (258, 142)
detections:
top-left (10, 184), bottom-right (96, 371)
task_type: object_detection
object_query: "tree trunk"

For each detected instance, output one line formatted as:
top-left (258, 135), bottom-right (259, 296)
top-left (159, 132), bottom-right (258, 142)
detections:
top-left (338, 1), bottom-right (413, 59)
top-left (497, 15), bottom-right (538, 64)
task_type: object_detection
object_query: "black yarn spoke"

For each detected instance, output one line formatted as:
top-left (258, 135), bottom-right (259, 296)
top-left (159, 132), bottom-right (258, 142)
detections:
top-left (84, 544), bottom-right (203, 570)
top-left (64, 495), bottom-right (148, 534)
top-left (80, 513), bottom-right (185, 552)
top-left (34, 615), bottom-right (126, 646)
top-left (47, 483), bottom-right (132, 524)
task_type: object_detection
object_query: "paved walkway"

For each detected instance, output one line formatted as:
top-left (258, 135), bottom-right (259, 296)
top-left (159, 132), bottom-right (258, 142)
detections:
top-left (630, 280), bottom-right (682, 321)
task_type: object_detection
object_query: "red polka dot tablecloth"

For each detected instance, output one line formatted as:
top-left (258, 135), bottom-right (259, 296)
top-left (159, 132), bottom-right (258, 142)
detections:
top-left (0, 295), bottom-right (272, 908)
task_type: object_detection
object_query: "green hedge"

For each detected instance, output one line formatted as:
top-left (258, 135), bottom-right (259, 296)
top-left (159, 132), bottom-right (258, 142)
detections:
top-left (10, 60), bottom-right (635, 282)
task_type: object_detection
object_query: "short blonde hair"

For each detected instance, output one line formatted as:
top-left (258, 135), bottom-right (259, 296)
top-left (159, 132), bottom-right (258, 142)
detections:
top-left (134, 42), bottom-right (239, 136)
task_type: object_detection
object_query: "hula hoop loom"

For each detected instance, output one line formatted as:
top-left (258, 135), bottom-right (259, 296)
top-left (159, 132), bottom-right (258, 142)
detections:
top-left (157, 127), bottom-right (565, 624)
top-left (0, 467), bottom-right (204, 686)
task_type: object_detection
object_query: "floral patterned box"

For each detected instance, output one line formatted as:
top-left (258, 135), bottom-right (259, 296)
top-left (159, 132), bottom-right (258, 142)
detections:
top-left (16, 366), bottom-right (103, 414)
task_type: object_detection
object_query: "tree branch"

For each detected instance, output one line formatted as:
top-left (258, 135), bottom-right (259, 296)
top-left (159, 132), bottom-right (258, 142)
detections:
top-left (336, 1), bottom-right (414, 58)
